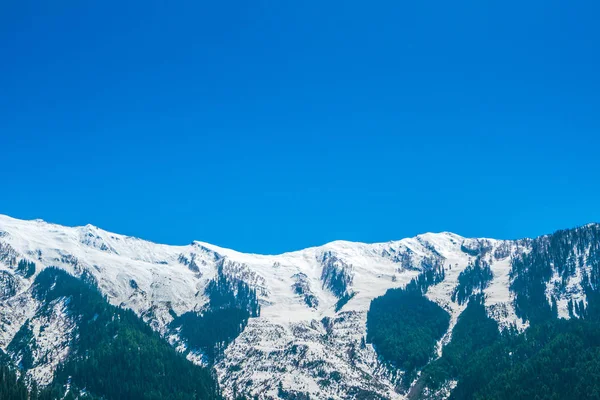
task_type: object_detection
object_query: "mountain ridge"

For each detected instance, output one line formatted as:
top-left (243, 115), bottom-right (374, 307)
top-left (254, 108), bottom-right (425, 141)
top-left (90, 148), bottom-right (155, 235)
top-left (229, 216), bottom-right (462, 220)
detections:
top-left (0, 213), bottom-right (598, 399)
top-left (0, 213), bottom-right (541, 256)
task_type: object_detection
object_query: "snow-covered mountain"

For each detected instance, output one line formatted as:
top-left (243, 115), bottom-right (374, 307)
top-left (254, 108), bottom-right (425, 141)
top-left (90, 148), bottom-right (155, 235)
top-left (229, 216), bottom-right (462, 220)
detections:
top-left (0, 214), bottom-right (596, 399)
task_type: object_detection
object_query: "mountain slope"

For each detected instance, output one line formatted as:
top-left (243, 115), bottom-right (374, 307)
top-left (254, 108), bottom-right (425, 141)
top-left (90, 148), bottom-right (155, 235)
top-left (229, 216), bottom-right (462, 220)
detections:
top-left (4, 267), bottom-right (222, 399)
top-left (0, 214), bottom-right (598, 399)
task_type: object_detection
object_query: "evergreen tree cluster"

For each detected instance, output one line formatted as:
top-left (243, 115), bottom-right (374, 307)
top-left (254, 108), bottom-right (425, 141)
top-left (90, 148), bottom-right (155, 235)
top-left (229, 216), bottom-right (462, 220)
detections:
top-left (446, 316), bottom-right (600, 400)
top-left (459, 318), bottom-right (600, 400)
top-left (460, 244), bottom-right (481, 257)
top-left (174, 308), bottom-right (251, 361)
top-left (411, 294), bottom-right (501, 397)
top-left (410, 292), bottom-right (600, 400)
top-left (21, 267), bottom-right (222, 400)
top-left (205, 268), bottom-right (260, 316)
top-left (367, 270), bottom-right (450, 387)
top-left (0, 350), bottom-right (31, 400)
top-left (171, 265), bottom-right (260, 361)
top-left (320, 252), bottom-right (353, 298)
top-left (7, 322), bottom-right (36, 371)
top-left (460, 239), bottom-right (493, 258)
top-left (0, 271), bottom-right (20, 300)
top-left (16, 259), bottom-right (36, 279)
top-left (404, 264), bottom-right (445, 295)
top-left (334, 291), bottom-right (356, 312)
top-left (511, 223), bottom-right (600, 324)
top-left (451, 258), bottom-right (493, 305)
top-left (410, 225), bottom-right (600, 399)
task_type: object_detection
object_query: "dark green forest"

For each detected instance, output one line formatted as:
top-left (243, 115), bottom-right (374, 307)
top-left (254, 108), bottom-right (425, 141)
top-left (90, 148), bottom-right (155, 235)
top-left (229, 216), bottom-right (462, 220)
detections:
top-left (451, 259), bottom-right (493, 305)
top-left (2, 268), bottom-right (222, 400)
top-left (367, 268), bottom-right (450, 387)
top-left (511, 224), bottom-right (600, 324)
top-left (170, 264), bottom-right (260, 361)
top-left (373, 224), bottom-right (600, 400)
top-left (0, 350), bottom-right (32, 400)
top-left (15, 259), bottom-right (36, 279)
top-left (410, 294), bottom-right (600, 400)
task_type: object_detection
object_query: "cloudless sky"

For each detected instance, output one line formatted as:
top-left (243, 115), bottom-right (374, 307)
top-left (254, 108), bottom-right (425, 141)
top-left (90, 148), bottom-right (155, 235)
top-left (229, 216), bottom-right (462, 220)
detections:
top-left (1, 1), bottom-right (599, 254)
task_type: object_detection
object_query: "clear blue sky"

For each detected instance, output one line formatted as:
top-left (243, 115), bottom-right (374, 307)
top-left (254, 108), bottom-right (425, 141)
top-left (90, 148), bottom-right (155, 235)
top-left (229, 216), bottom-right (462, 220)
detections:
top-left (1, 1), bottom-right (599, 254)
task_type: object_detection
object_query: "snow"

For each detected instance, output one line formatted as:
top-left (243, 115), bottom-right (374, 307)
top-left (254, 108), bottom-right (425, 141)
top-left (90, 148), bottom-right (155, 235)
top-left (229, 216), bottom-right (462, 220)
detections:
top-left (0, 214), bottom-right (590, 398)
top-left (546, 266), bottom-right (587, 319)
top-left (26, 297), bottom-right (76, 385)
top-left (485, 251), bottom-right (528, 331)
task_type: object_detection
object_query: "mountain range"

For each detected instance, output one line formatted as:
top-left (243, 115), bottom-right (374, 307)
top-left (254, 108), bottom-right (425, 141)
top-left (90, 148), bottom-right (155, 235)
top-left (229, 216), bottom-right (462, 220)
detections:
top-left (0, 214), bottom-right (599, 399)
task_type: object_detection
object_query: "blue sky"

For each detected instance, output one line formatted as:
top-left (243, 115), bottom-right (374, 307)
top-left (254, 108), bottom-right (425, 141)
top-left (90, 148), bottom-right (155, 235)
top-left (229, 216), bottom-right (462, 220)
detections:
top-left (1, 1), bottom-right (599, 253)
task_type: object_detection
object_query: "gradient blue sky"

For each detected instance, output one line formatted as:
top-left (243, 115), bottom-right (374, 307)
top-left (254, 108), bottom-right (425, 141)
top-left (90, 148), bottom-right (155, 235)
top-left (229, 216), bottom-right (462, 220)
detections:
top-left (1, 1), bottom-right (599, 253)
